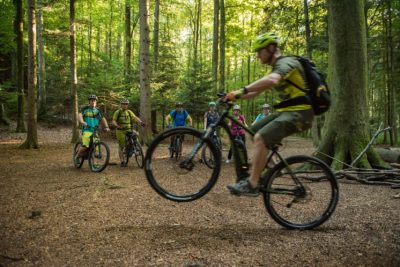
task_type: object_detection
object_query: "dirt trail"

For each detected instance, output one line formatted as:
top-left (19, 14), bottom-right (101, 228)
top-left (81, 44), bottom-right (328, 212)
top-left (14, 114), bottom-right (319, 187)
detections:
top-left (0, 125), bottom-right (399, 266)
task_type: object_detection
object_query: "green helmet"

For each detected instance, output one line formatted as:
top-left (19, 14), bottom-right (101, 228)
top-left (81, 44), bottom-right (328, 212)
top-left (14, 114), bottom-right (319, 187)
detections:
top-left (252, 32), bottom-right (280, 52)
top-left (208, 101), bottom-right (216, 107)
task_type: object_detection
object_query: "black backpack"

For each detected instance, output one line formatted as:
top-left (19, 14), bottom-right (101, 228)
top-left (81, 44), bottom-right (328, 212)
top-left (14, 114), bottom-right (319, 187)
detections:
top-left (274, 56), bottom-right (331, 115)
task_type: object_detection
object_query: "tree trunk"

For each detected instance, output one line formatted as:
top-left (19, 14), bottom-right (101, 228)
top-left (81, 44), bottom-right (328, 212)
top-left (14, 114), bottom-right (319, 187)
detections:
top-left (139, 0), bottom-right (152, 143)
top-left (20, 0), bottom-right (38, 149)
top-left (37, 0), bottom-right (46, 117)
top-left (153, 0), bottom-right (160, 72)
top-left (124, 0), bottom-right (132, 82)
top-left (212, 0), bottom-right (219, 93)
top-left (14, 0), bottom-right (25, 133)
top-left (218, 0), bottom-right (225, 92)
top-left (317, 0), bottom-right (386, 169)
top-left (70, 0), bottom-right (80, 143)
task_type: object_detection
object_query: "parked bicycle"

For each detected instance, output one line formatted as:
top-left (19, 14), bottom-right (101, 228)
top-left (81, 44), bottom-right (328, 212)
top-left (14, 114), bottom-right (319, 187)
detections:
top-left (121, 129), bottom-right (144, 168)
top-left (201, 128), bottom-right (222, 169)
top-left (169, 133), bottom-right (184, 159)
top-left (73, 126), bottom-right (110, 172)
top-left (144, 94), bottom-right (339, 230)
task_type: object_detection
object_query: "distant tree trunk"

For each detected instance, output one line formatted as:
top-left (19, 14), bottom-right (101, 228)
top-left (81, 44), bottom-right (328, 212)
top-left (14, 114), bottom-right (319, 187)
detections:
top-left (37, 0), bottom-right (46, 116)
top-left (88, 0), bottom-right (92, 75)
top-left (108, 1), bottom-right (114, 61)
top-left (212, 0), bottom-right (219, 93)
top-left (124, 0), bottom-right (132, 85)
top-left (14, 0), bottom-right (25, 132)
top-left (70, 0), bottom-right (79, 143)
top-left (218, 0), bottom-right (225, 92)
top-left (20, 0), bottom-right (38, 149)
top-left (385, 0), bottom-right (397, 145)
top-left (303, 0), bottom-right (320, 147)
top-left (139, 0), bottom-right (152, 143)
top-left (193, 0), bottom-right (201, 64)
top-left (318, 0), bottom-right (385, 169)
top-left (153, 0), bottom-right (160, 72)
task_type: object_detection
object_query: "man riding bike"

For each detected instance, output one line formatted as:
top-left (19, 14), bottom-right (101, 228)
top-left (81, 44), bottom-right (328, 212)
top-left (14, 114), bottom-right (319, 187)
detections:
top-left (77, 95), bottom-right (110, 157)
top-left (223, 32), bottom-right (314, 196)
top-left (112, 99), bottom-right (145, 167)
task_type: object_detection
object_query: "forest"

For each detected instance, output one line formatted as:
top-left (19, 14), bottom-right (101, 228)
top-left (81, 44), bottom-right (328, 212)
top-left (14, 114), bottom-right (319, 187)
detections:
top-left (0, 0), bottom-right (399, 161)
top-left (1, 1), bottom-right (400, 266)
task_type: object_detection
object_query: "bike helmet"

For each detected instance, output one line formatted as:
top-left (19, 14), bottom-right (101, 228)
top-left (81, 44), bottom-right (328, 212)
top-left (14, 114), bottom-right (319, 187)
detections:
top-left (208, 101), bottom-right (216, 107)
top-left (175, 102), bottom-right (183, 107)
top-left (252, 32), bottom-right (280, 52)
top-left (120, 99), bottom-right (129, 104)
top-left (262, 103), bottom-right (270, 109)
top-left (233, 105), bottom-right (240, 110)
top-left (88, 94), bottom-right (98, 101)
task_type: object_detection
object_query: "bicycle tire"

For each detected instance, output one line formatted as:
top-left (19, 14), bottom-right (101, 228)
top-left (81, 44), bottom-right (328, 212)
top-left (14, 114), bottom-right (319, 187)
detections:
top-left (133, 140), bottom-right (144, 168)
top-left (88, 141), bottom-right (110, 172)
top-left (73, 142), bottom-right (85, 168)
top-left (262, 155), bottom-right (339, 230)
top-left (201, 135), bottom-right (221, 169)
top-left (144, 127), bottom-right (221, 202)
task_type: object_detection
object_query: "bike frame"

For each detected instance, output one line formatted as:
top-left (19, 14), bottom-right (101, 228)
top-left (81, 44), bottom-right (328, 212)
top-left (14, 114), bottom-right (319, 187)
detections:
top-left (199, 103), bottom-right (300, 186)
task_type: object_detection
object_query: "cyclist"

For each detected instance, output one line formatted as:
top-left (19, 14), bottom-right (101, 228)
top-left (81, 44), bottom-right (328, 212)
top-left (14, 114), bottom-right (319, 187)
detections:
top-left (77, 95), bottom-right (110, 157)
top-left (112, 99), bottom-right (145, 167)
top-left (223, 32), bottom-right (314, 196)
top-left (165, 102), bottom-right (193, 151)
top-left (204, 101), bottom-right (220, 130)
top-left (226, 104), bottom-right (247, 163)
top-left (252, 103), bottom-right (271, 126)
top-left (165, 102), bottom-right (193, 128)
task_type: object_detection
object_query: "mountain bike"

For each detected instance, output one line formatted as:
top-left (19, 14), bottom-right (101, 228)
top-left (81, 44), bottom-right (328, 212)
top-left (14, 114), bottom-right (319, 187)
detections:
top-left (201, 128), bottom-right (222, 169)
top-left (73, 126), bottom-right (110, 172)
top-left (169, 133), bottom-right (184, 159)
top-left (121, 129), bottom-right (144, 168)
top-left (144, 94), bottom-right (339, 230)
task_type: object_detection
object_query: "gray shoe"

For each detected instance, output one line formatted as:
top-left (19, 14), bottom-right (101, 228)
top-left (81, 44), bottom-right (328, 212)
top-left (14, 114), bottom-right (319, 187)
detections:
top-left (227, 179), bottom-right (260, 197)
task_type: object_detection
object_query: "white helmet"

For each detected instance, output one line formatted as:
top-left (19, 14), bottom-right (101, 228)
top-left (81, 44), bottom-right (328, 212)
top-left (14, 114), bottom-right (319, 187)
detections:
top-left (233, 105), bottom-right (240, 110)
top-left (262, 103), bottom-right (270, 109)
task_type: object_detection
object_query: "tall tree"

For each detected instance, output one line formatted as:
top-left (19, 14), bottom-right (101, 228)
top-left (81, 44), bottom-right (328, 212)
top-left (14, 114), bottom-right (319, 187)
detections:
top-left (14, 0), bottom-right (25, 132)
top-left (124, 0), bottom-right (132, 79)
top-left (139, 0), bottom-right (152, 143)
top-left (212, 0), bottom-right (219, 93)
top-left (20, 0), bottom-right (38, 149)
top-left (37, 0), bottom-right (46, 116)
top-left (153, 0), bottom-right (160, 72)
top-left (70, 0), bottom-right (79, 143)
top-left (218, 0), bottom-right (225, 92)
top-left (318, 0), bottom-right (384, 168)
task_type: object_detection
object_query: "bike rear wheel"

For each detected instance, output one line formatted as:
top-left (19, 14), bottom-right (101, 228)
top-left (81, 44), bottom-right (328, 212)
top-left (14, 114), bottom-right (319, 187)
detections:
top-left (144, 127), bottom-right (221, 202)
top-left (201, 135), bottom-right (221, 169)
top-left (73, 142), bottom-right (85, 168)
top-left (133, 140), bottom-right (144, 168)
top-left (88, 141), bottom-right (110, 172)
top-left (262, 155), bottom-right (339, 230)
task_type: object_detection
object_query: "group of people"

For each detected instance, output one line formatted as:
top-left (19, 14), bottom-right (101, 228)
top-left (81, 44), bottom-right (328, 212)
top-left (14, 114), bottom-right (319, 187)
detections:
top-left (76, 95), bottom-right (144, 167)
top-left (76, 31), bottom-right (315, 198)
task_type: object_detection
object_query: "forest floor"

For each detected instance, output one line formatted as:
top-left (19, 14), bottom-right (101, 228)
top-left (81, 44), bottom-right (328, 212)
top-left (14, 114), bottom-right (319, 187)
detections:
top-left (0, 124), bottom-right (399, 267)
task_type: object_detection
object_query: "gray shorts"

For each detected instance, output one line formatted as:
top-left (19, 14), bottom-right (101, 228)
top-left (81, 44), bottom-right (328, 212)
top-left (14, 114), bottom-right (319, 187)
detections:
top-left (251, 110), bottom-right (314, 147)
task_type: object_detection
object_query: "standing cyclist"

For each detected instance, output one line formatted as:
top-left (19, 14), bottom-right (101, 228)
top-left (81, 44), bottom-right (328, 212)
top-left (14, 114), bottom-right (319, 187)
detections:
top-left (165, 102), bottom-right (193, 150)
top-left (226, 105), bottom-right (247, 163)
top-left (252, 103), bottom-right (271, 126)
top-left (77, 95), bottom-right (110, 157)
top-left (112, 99), bottom-right (145, 167)
top-left (204, 101), bottom-right (220, 130)
top-left (165, 102), bottom-right (193, 128)
top-left (223, 32), bottom-right (314, 196)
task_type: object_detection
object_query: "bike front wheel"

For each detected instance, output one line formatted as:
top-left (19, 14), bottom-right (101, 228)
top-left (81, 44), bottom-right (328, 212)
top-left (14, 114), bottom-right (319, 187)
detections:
top-left (133, 140), bottom-right (144, 168)
top-left (144, 127), bottom-right (221, 202)
top-left (73, 142), bottom-right (85, 168)
top-left (262, 155), bottom-right (339, 230)
top-left (88, 141), bottom-right (110, 172)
